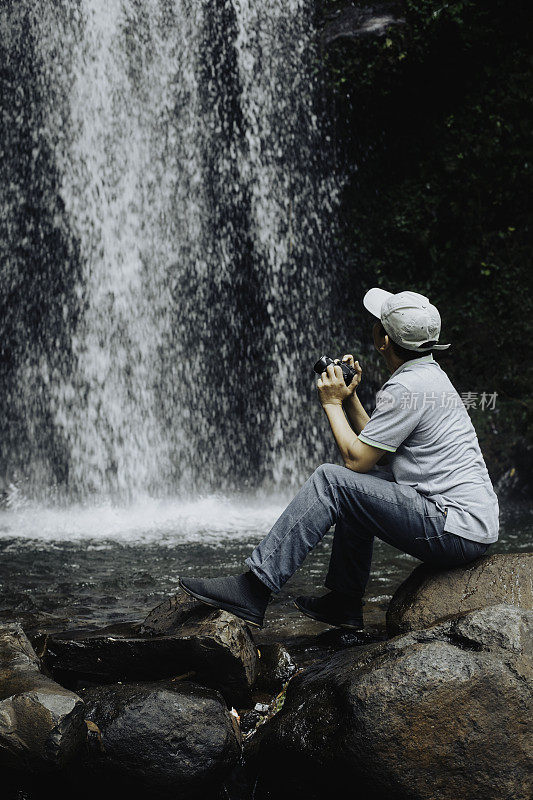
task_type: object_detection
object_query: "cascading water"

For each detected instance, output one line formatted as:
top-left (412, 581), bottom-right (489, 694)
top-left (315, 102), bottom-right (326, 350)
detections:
top-left (1, 0), bottom-right (344, 505)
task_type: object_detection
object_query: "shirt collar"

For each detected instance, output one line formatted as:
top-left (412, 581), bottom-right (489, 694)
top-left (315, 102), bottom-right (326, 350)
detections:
top-left (390, 353), bottom-right (434, 380)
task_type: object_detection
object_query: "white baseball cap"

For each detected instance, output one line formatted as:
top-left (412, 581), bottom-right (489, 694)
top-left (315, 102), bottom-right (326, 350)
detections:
top-left (363, 288), bottom-right (450, 352)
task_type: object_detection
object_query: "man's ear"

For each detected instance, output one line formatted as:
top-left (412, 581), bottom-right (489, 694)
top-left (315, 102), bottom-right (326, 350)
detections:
top-left (380, 333), bottom-right (390, 353)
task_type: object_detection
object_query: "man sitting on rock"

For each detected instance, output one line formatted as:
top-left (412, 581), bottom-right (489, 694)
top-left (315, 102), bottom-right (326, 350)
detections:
top-left (180, 288), bottom-right (499, 629)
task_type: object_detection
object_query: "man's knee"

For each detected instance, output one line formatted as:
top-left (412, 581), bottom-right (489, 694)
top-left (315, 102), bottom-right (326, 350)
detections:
top-left (312, 463), bottom-right (385, 497)
top-left (312, 463), bottom-right (348, 487)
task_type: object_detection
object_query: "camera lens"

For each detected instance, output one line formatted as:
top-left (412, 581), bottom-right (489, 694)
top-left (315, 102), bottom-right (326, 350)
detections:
top-left (313, 355), bottom-right (333, 374)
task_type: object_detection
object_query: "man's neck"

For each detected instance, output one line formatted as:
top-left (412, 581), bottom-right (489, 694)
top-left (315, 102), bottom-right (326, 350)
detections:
top-left (386, 352), bottom-right (434, 375)
top-left (385, 353), bottom-right (404, 374)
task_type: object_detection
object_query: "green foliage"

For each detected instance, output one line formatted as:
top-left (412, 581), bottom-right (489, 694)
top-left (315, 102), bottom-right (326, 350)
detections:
top-left (320, 0), bottom-right (532, 476)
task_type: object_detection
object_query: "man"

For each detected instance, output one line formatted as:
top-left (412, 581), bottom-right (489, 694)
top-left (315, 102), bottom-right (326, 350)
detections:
top-left (180, 289), bottom-right (499, 629)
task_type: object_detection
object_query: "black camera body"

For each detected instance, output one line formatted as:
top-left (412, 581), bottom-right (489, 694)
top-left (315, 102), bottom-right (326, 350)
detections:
top-left (313, 355), bottom-right (357, 386)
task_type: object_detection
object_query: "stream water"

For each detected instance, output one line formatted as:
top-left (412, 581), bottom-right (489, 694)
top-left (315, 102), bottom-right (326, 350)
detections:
top-left (1, 497), bottom-right (531, 644)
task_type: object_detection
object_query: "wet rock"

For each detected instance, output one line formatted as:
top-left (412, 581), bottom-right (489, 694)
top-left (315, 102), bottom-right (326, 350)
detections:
top-left (142, 590), bottom-right (259, 692)
top-left (250, 605), bottom-right (533, 800)
top-left (0, 623), bottom-right (86, 772)
top-left (41, 591), bottom-right (258, 706)
top-left (0, 609), bottom-right (72, 637)
top-left (79, 680), bottom-right (241, 798)
top-left (452, 603), bottom-right (532, 656)
top-left (255, 643), bottom-right (296, 691)
top-left (387, 551), bottom-right (533, 636)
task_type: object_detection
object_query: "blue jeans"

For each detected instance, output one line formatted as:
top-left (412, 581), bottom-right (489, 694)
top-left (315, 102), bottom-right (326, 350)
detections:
top-left (246, 463), bottom-right (489, 597)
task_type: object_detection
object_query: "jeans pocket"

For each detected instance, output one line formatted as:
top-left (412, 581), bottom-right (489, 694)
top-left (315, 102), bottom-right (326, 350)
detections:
top-left (421, 505), bottom-right (447, 534)
top-left (412, 531), bottom-right (461, 567)
top-left (422, 496), bottom-right (447, 520)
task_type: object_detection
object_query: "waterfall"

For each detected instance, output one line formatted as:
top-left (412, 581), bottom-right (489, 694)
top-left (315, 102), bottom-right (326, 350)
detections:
top-left (0, 0), bottom-right (343, 503)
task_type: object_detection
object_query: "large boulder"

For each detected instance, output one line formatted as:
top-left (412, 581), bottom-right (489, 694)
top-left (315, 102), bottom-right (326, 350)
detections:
top-left (80, 680), bottom-right (241, 798)
top-left (41, 591), bottom-right (258, 706)
top-left (249, 605), bottom-right (533, 800)
top-left (0, 623), bottom-right (86, 772)
top-left (387, 552), bottom-right (533, 636)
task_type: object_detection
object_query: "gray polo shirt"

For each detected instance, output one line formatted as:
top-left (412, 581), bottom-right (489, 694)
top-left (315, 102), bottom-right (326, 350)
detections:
top-left (358, 355), bottom-right (499, 544)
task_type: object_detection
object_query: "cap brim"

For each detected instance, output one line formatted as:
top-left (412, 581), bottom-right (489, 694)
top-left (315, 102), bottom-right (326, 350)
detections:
top-left (363, 287), bottom-right (393, 319)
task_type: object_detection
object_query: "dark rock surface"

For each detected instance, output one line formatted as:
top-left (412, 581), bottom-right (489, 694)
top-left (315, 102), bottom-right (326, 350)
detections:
top-left (387, 551), bottom-right (533, 635)
top-left (142, 591), bottom-right (259, 690)
top-left (0, 623), bottom-right (86, 772)
top-left (40, 591), bottom-right (258, 706)
top-left (79, 680), bottom-right (241, 798)
top-left (255, 642), bottom-right (296, 691)
top-left (141, 590), bottom-right (256, 680)
top-left (249, 605), bottom-right (533, 800)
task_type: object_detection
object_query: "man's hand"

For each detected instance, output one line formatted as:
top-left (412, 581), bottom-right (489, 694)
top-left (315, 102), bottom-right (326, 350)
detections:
top-left (339, 354), bottom-right (362, 395)
top-left (317, 362), bottom-right (359, 408)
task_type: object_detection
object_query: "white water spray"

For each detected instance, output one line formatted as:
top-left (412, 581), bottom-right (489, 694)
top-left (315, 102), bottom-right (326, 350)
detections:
top-left (2, 0), bottom-right (341, 503)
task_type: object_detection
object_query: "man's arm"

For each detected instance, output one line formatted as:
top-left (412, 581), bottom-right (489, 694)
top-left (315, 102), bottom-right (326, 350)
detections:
top-left (343, 392), bottom-right (370, 435)
top-left (337, 355), bottom-right (389, 464)
top-left (322, 401), bottom-right (384, 472)
top-left (317, 362), bottom-right (385, 473)
top-left (336, 355), bottom-right (370, 434)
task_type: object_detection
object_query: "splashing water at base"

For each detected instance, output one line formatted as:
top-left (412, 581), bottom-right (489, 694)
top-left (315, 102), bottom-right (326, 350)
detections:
top-left (0, 494), bottom-right (286, 544)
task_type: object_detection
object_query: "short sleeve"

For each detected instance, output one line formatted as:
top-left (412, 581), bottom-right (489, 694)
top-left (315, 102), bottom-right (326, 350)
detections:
top-left (358, 382), bottom-right (424, 453)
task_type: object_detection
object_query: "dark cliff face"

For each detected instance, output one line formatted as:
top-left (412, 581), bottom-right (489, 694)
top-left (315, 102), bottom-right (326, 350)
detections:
top-left (316, 0), bottom-right (532, 486)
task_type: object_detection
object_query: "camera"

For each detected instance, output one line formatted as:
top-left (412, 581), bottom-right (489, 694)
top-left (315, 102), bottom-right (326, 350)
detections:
top-left (313, 355), bottom-right (357, 386)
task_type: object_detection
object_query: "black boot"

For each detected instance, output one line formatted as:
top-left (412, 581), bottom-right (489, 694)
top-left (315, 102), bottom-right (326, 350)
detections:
top-left (179, 571), bottom-right (271, 628)
top-left (294, 590), bottom-right (364, 630)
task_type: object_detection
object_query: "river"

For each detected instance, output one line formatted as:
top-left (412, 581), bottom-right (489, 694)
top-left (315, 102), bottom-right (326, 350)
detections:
top-left (1, 496), bottom-right (531, 642)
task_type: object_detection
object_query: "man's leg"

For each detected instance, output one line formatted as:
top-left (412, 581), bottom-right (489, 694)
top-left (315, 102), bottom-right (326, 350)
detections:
top-left (180, 463), bottom-right (486, 628)
top-left (323, 517), bottom-right (374, 599)
top-left (302, 465), bottom-right (488, 620)
top-left (180, 464), bottom-right (400, 625)
top-left (240, 462), bottom-right (427, 627)
top-left (245, 462), bottom-right (442, 593)
top-left (181, 462), bottom-right (361, 627)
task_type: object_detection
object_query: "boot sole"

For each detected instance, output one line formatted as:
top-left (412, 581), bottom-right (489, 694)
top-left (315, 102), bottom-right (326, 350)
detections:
top-left (179, 578), bottom-right (263, 628)
top-left (293, 599), bottom-right (364, 631)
